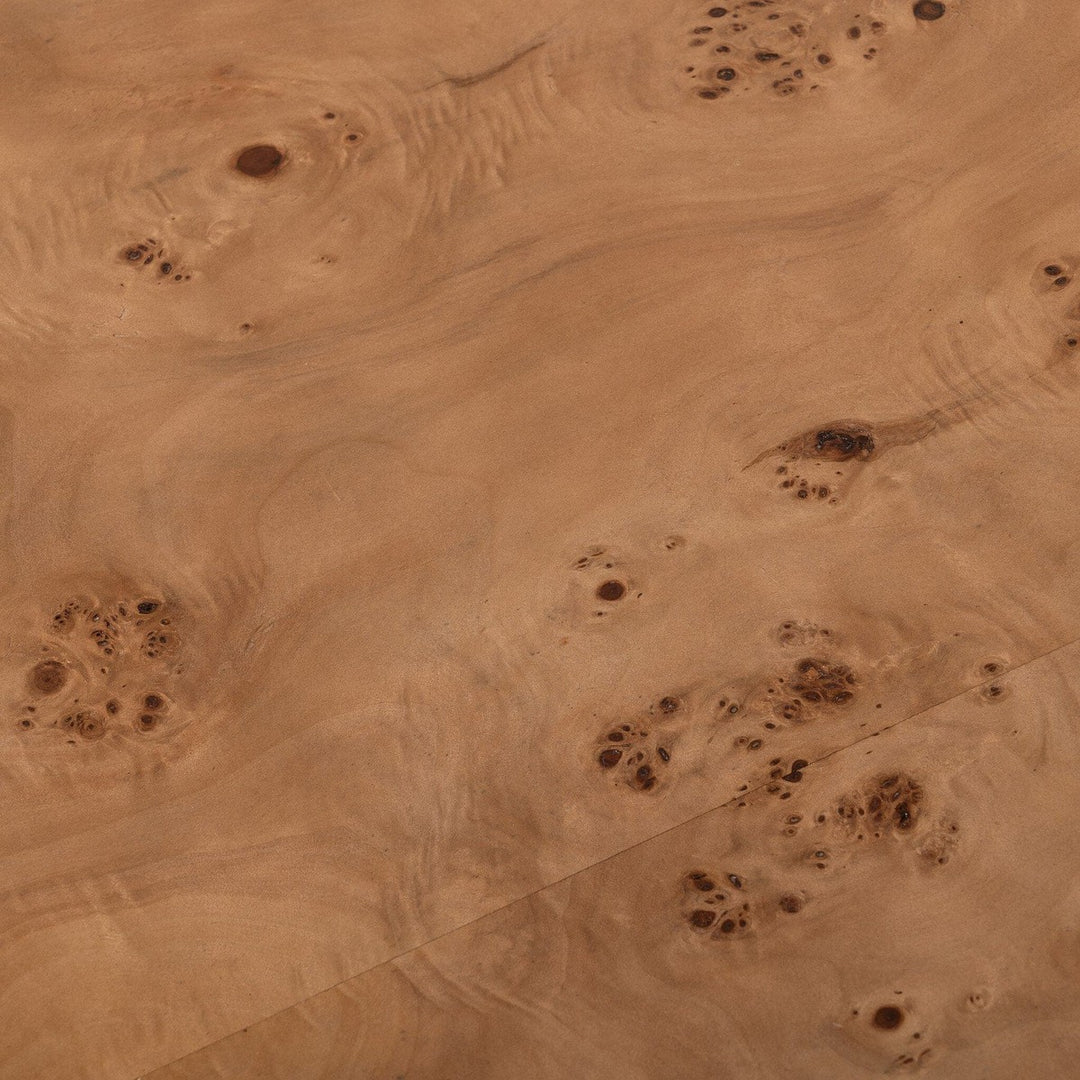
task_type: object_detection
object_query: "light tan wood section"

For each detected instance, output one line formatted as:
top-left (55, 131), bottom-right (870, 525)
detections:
top-left (147, 641), bottom-right (1080, 1080)
top-left (2, 0), bottom-right (1079, 1076)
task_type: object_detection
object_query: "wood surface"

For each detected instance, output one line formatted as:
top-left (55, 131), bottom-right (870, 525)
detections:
top-left (2, 0), bottom-right (1079, 1076)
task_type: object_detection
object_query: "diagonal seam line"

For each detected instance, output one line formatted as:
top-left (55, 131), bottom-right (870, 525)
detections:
top-left (142, 631), bottom-right (1080, 1078)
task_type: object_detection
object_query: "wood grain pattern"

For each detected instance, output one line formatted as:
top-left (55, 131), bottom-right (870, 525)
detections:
top-left (147, 641), bottom-right (1080, 1080)
top-left (2, 0), bottom-right (1079, 1077)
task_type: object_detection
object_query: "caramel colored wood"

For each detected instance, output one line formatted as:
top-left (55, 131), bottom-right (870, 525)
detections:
top-left (148, 642), bottom-right (1080, 1080)
top-left (2, 0), bottom-right (1079, 1077)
